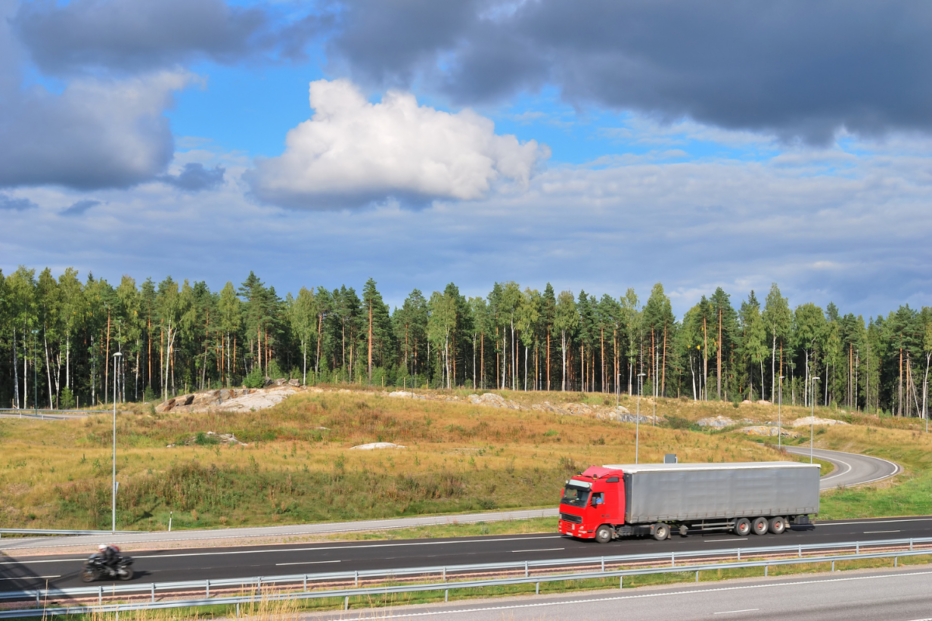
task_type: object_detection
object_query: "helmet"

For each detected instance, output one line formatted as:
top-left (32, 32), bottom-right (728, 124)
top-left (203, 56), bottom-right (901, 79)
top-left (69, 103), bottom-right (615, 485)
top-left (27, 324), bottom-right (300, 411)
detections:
top-left (98, 544), bottom-right (107, 551)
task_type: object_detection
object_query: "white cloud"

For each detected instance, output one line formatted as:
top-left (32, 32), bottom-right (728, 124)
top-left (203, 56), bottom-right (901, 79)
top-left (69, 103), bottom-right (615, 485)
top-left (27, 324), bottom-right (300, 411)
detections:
top-left (246, 79), bottom-right (549, 209)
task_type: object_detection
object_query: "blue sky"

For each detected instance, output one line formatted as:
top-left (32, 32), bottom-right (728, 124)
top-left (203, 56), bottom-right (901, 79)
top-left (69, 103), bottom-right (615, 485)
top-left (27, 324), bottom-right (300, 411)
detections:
top-left (2, 0), bottom-right (932, 317)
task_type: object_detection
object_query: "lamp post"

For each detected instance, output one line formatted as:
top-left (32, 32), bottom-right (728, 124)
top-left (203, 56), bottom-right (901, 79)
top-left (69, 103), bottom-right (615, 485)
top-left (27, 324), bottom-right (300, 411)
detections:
top-left (636, 373), bottom-right (646, 464)
top-left (112, 352), bottom-right (122, 534)
top-left (31, 329), bottom-right (39, 416)
top-left (778, 375), bottom-right (784, 450)
top-left (810, 376), bottom-right (820, 464)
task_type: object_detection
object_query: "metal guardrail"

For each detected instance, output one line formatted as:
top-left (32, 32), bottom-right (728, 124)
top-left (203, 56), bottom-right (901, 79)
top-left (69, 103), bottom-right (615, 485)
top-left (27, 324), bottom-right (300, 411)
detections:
top-left (0, 529), bottom-right (146, 538)
top-left (1, 535), bottom-right (931, 610)
top-left (2, 544), bottom-right (931, 618)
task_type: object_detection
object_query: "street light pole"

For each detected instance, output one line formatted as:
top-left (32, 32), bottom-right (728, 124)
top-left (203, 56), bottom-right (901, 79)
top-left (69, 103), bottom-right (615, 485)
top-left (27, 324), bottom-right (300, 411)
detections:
top-left (636, 373), bottom-right (646, 464)
top-left (778, 375), bottom-right (784, 450)
top-left (112, 352), bottom-right (122, 534)
top-left (32, 329), bottom-right (39, 416)
top-left (810, 376), bottom-right (820, 464)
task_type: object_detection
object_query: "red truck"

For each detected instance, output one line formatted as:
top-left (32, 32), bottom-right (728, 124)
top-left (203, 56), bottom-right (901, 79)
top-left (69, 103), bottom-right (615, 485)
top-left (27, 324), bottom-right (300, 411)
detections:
top-left (558, 462), bottom-right (820, 543)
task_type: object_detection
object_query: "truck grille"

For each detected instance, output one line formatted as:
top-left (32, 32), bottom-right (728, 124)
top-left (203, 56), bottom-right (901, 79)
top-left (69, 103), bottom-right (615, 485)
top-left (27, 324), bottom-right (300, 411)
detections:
top-left (560, 513), bottom-right (582, 524)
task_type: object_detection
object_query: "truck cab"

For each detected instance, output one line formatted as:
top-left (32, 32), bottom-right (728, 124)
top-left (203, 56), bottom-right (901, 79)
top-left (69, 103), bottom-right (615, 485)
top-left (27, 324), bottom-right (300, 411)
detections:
top-left (558, 466), bottom-right (625, 542)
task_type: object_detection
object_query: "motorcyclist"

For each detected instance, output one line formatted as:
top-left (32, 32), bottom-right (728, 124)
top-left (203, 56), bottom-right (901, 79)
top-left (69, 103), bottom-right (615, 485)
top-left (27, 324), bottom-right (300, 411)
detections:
top-left (97, 544), bottom-right (121, 569)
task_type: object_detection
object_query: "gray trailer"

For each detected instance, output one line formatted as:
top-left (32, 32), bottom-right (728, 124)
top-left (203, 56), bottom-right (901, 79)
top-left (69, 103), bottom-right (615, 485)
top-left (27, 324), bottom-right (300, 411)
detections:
top-left (558, 461), bottom-right (820, 542)
top-left (612, 462), bottom-right (818, 539)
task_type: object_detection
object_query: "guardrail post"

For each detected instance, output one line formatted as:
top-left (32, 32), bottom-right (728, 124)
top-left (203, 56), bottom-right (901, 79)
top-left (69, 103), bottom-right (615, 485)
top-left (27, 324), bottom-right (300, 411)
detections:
top-left (620, 576), bottom-right (623, 589)
top-left (764, 566), bottom-right (768, 577)
top-left (442, 567), bottom-right (446, 582)
top-left (525, 561), bottom-right (529, 578)
top-left (737, 549), bottom-right (741, 561)
top-left (151, 583), bottom-right (155, 603)
top-left (856, 543), bottom-right (859, 555)
top-left (355, 571), bottom-right (358, 587)
top-left (236, 603), bottom-right (240, 618)
top-left (671, 552), bottom-right (675, 567)
top-left (445, 590), bottom-right (449, 602)
top-left (601, 557), bottom-right (605, 572)
top-left (895, 556), bottom-right (898, 567)
top-left (98, 586), bottom-right (102, 606)
top-left (536, 582), bottom-right (540, 595)
top-left (344, 595), bottom-right (349, 610)
top-left (911, 539), bottom-right (914, 551)
top-left (798, 545), bottom-right (802, 558)
top-left (206, 579), bottom-right (210, 598)
top-left (832, 561), bottom-right (835, 572)
top-left (695, 571), bottom-right (699, 582)
top-left (303, 574), bottom-right (308, 592)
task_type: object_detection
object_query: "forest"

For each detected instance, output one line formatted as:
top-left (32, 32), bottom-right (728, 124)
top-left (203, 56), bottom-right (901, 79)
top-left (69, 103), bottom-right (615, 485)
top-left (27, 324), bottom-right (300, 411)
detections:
top-left (0, 266), bottom-right (929, 417)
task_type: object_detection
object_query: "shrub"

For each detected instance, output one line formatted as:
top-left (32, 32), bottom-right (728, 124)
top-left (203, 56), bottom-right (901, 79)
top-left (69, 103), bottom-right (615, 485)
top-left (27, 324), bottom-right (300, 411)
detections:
top-left (59, 387), bottom-right (75, 409)
top-left (244, 367), bottom-right (265, 389)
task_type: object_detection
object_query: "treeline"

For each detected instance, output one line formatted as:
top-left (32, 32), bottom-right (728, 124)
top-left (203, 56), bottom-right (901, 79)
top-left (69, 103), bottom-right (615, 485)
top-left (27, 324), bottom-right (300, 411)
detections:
top-left (1, 266), bottom-right (930, 417)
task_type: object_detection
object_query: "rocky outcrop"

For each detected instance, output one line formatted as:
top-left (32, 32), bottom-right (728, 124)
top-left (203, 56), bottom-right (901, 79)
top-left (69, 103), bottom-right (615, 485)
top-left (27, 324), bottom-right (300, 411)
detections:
top-left (350, 442), bottom-right (405, 450)
top-left (157, 387), bottom-right (297, 414)
top-left (697, 415), bottom-right (738, 428)
top-left (791, 416), bottom-right (849, 428)
top-left (737, 426), bottom-right (800, 438)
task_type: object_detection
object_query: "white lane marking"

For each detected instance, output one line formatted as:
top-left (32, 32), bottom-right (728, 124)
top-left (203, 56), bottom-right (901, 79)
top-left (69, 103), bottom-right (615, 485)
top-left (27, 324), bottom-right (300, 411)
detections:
top-left (2, 535), bottom-right (563, 565)
top-left (359, 569), bottom-right (932, 618)
top-left (275, 560), bottom-right (341, 566)
top-left (0, 575), bottom-right (60, 581)
top-left (714, 609), bottom-right (758, 615)
top-left (864, 530), bottom-right (901, 534)
top-left (818, 456), bottom-right (853, 482)
top-left (512, 548), bottom-right (564, 553)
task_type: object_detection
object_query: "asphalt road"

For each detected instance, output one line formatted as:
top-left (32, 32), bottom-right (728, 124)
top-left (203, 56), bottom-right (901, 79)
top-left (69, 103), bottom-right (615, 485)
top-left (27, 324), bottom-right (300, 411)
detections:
top-left (785, 447), bottom-right (900, 490)
top-left (0, 448), bottom-right (903, 594)
top-left (4, 515), bottom-right (932, 594)
top-left (302, 567), bottom-right (932, 621)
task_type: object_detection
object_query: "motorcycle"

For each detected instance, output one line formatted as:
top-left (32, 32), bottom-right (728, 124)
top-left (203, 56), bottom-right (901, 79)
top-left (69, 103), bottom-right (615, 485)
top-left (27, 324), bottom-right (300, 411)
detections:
top-left (81, 553), bottom-right (135, 582)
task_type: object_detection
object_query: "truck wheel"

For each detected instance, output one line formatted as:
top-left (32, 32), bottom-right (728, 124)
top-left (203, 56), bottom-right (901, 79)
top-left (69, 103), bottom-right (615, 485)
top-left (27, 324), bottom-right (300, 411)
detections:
top-left (653, 523), bottom-right (670, 541)
top-left (734, 518), bottom-right (751, 536)
top-left (752, 516), bottom-right (769, 536)
top-left (595, 525), bottom-right (613, 544)
top-left (768, 516), bottom-right (786, 535)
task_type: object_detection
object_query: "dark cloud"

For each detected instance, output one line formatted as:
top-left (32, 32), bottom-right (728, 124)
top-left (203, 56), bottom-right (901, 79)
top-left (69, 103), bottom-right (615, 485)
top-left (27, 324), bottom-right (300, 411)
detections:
top-left (0, 193), bottom-right (38, 211)
top-left (158, 163), bottom-right (226, 192)
top-left (329, 0), bottom-right (932, 143)
top-left (12, 0), bottom-right (331, 76)
top-left (61, 199), bottom-right (101, 216)
top-left (0, 72), bottom-right (189, 190)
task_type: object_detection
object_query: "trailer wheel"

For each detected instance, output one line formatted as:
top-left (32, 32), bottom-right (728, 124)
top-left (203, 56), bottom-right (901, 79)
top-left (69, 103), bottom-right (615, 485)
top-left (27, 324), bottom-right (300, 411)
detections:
top-left (752, 516), bottom-right (769, 536)
top-left (679, 525), bottom-right (689, 537)
top-left (734, 518), bottom-right (751, 536)
top-left (595, 525), bottom-right (613, 544)
top-left (768, 516), bottom-right (786, 535)
top-left (653, 523), bottom-right (670, 541)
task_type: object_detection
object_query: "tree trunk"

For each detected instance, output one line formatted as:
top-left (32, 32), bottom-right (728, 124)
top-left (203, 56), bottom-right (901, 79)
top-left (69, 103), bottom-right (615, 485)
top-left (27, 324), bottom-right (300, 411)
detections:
top-left (717, 307), bottom-right (722, 399)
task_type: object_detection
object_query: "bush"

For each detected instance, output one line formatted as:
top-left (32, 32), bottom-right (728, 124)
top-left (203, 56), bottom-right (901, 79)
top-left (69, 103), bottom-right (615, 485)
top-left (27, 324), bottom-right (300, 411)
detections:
top-left (143, 386), bottom-right (156, 403)
top-left (244, 367), bottom-right (265, 389)
top-left (59, 387), bottom-right (75, 409)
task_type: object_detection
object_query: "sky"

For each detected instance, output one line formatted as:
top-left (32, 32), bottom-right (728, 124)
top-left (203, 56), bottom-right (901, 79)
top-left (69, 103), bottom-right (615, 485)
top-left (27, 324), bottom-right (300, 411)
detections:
top-left (2, 0), bottom-right (931, 317)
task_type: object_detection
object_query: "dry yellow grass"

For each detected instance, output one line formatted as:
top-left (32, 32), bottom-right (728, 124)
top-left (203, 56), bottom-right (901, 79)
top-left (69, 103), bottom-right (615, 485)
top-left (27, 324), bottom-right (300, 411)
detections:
top-left (0, 389), bottom-right (801, 531)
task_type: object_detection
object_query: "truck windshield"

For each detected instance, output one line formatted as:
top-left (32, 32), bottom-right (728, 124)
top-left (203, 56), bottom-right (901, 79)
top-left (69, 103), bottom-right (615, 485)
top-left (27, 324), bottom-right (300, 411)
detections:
top-left (561, 486), bottom-right (590, 508)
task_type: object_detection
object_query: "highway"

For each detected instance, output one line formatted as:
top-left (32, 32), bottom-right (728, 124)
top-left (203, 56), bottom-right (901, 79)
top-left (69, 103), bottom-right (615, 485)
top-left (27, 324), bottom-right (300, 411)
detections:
top-left (786, 446), bottom-right (900, 490)
top-left (301, 567), bottom-right (932, 621)
top-left (0, 448), bottom-right (905, 594)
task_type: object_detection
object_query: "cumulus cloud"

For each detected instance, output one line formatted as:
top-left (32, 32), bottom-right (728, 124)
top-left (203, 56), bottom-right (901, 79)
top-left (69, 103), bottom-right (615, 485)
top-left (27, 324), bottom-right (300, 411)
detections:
top-left (329, 0), bottom-right (932, 144)
top-left (158, 163), bottom-right (226, 192)
top-left (246, 79), bottom-right (548, 209)
top-left (60, 199), bottom-right (102, 217)
top-left (0, 193), bottom-right (38, 211)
